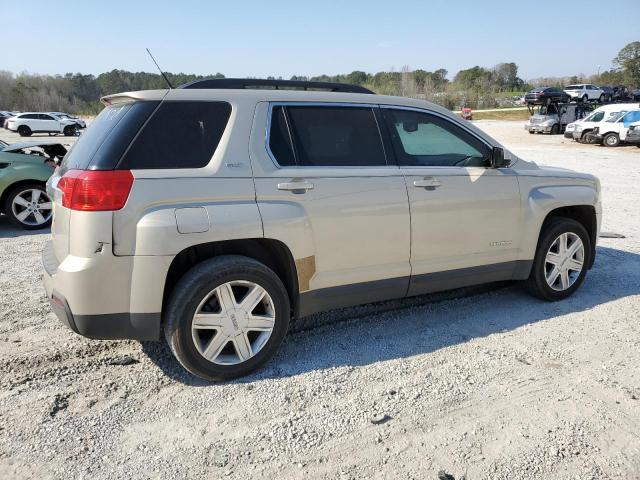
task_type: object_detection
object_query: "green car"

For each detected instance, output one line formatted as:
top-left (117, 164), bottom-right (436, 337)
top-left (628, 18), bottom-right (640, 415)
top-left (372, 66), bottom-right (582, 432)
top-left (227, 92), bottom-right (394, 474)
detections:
top-left (0, 140), bottom-right (67, 229)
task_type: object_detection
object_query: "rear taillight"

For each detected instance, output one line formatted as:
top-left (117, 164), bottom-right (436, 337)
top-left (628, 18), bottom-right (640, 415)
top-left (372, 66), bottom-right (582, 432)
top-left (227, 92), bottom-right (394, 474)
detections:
top-left (58, 169), bottom-right (134, 211)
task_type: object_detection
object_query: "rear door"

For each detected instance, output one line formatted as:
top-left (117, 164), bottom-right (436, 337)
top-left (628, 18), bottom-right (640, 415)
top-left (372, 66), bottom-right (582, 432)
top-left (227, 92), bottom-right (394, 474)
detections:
top-left (252, 103), bottom-right (411, 314)
top-left (380, 107), bottom-right (522, 296)
top-left (39, 114), bottom-right (59, 132)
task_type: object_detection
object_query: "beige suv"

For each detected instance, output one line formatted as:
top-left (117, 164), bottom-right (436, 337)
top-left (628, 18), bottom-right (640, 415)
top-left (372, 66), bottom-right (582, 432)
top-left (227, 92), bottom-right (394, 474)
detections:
top-left (42, 79), bottom-right (602, 381)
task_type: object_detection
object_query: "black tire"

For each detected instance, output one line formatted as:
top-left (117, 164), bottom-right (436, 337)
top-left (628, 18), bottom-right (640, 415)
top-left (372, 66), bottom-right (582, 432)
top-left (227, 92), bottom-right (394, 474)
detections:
top-left (580, 132), bottom-right (595, 144)
top-left (603, 133), bottom-right (619, 147)
top-left (598, 94), bottom-right (604, 103)
top-left (164, 255), bottom-right (290, 381)
top-left (524, 217), bottom-right (591, 301)
top-left (4, 183), bottom-right (53, 230)
top-left (63, 125), bottom-right (77, 136)
top-left (528, 130), bottom-right (535, 134)
top-left (550, 124), bottom-right (559, 135)
top-left (17, 125), bottom-right (32, 137)
top-left (582, 95), bottom-right (589, 104)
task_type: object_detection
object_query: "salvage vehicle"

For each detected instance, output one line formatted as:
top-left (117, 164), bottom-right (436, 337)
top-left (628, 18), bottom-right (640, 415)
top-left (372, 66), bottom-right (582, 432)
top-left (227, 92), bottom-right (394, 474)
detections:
top-left (524, 87), bottom-right (570, 105)
top-left (591, 109), bottom-right (640, 146)
top-left (49, 112), bottom-right (86, 129)
top-left (568, 103), bottom-right (640, 142)
top-left (1, 140), bottom-right (66, 229)
top-left (42, 79), bottom-right (602, 381)
top-left (563, 84), bottom-right (604, 103)
top-left (525, 103), bottom-right (591, 134)
top-left (624, 121), bottom-right (640, 146)
top-left (5, 112), bottom-right (79, 137)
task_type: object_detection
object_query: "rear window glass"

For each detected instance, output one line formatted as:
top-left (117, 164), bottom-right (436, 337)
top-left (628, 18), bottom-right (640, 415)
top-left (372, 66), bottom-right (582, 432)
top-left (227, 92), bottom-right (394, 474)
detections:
top-left (118, 101), bottom-right (231, 169)
top-left (283, 106), bottom-right (386, 167)
top-left (268, 106), bottom-right (296, 166)
top-left (565, 85), bottom-right (581, 89)
top-left (61, 101), bottom-right (159, 173)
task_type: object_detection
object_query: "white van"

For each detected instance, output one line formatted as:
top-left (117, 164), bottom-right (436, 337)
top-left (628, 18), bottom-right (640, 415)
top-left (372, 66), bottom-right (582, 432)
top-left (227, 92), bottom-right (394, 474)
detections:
top-left (566, 103), bottom-right (640, 142)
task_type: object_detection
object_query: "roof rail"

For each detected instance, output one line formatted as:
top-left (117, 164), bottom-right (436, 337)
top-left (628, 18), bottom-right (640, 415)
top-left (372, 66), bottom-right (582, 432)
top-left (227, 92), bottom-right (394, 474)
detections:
top-left (179, 78), bottom-right (375, 94)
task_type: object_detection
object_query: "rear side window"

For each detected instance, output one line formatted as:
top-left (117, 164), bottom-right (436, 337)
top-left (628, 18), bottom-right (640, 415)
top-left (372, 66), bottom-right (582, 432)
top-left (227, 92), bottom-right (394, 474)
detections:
top-left (118, 101), bottom-right (231, 169)
top-left (61, 101), bottom-right (159, 173)
top-left (269, 105), bottom-right (386, 167)
top-left (268, 106), bottom-right (296, 166)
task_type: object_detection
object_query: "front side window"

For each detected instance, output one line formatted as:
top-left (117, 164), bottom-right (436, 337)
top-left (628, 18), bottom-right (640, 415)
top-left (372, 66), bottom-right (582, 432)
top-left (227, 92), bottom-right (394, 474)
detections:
top-left (268, 105), bottom-right (386, 167)
top-left (383, 109), bottom-right (490, 167)
top-left (119, 101), bottom-right (231, 169)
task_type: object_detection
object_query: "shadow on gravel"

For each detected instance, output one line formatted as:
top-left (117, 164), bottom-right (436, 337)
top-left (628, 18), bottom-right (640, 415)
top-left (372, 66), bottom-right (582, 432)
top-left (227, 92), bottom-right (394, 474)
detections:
top-left (0, 216), bottom-right (50, 238)
top-left (143, 245), bottom-right (640, 386)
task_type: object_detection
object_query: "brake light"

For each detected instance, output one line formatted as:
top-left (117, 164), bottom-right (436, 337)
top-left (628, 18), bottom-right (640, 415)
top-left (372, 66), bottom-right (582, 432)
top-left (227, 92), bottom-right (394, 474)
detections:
top-left (58, 170), bottom-right (134, 211)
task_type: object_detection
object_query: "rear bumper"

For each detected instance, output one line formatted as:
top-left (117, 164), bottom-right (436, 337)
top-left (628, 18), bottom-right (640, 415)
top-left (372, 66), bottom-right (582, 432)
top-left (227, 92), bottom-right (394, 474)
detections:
top-left (525, 123), bottom-right (553, 133)
top-left (42, 240), bottom-right (161, 340)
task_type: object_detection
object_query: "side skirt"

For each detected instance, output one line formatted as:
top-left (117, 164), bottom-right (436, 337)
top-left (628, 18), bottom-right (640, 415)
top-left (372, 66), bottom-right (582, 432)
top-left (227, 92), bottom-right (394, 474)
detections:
top-left (297, 260), bottom-right (533, 318)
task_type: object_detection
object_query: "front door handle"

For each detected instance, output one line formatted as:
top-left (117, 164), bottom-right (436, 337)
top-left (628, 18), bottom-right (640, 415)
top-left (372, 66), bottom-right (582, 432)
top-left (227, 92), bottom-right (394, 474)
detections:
top-left (277, 181), bottom-right (315, 192)
top-left (413, 177), bottom-right (442, 188)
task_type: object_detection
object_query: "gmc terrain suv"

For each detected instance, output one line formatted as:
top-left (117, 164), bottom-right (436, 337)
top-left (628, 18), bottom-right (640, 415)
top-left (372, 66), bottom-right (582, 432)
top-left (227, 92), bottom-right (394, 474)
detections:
top-left (43, 79), bottom-right (602, 381)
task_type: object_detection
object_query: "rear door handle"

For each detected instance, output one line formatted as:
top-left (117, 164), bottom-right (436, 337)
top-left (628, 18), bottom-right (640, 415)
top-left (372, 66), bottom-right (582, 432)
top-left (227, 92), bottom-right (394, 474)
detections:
top-left (277, 181), bottom-right (315, 192)
top-left (413, 177), bottom-right (442, 188)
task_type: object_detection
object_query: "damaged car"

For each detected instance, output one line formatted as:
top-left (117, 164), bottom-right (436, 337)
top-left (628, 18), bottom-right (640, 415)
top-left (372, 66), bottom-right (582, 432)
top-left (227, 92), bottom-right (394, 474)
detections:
top-left (0, 140), bottom-right (67, 229)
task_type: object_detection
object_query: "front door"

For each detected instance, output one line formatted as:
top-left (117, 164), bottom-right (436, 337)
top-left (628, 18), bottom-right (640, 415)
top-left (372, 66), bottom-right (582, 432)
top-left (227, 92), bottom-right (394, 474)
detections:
top-left (380, 107), bottom-right (522, 296)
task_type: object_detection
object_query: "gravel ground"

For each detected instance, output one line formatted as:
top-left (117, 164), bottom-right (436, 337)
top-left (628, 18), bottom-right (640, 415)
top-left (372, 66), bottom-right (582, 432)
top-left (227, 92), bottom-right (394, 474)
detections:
top-left (1, 121), bottom-right (639, 479)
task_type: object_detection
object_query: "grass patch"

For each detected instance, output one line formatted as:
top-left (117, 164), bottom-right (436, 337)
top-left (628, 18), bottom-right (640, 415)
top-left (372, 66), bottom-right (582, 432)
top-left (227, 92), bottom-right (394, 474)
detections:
top-left (473, 109), bottom-right (530, 121)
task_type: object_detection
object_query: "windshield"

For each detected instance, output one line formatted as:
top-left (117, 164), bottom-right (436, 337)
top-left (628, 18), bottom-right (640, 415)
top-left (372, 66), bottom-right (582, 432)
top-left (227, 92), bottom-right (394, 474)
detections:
top-left (584, 111), bottom-right (605, 122)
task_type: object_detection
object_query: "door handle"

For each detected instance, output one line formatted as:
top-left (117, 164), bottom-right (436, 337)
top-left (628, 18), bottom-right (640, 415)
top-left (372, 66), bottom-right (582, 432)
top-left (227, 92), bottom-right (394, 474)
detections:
top-left (413, 177), bottom-right (442, 188)
top-left (277, 181), bottom-right (314, 192)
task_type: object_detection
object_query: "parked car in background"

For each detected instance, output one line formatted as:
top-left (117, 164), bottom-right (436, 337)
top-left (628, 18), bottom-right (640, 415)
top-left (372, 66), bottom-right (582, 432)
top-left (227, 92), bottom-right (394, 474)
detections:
top-left (0, 111), bottom-right (12, 128)
top-left (525, 87), bottom-right (570, 105)
top-left (592, 109), bottom-right (640, 147)
top-left (599, 86), bottom-right (615, 103)
top-left (564, 84), bottom-right (605, 103)
top-left (5, 113), bottom-right (79, 137)
top-left (42, 79), bottom-right (601, 381)
top-left (568, 103), bottom-right (640, 142)
top-left (0, 140), bottom-right (67, 229)
top-left (625, 121), bottom-right (640, 146)
top-left (525, 103), bottom-right (590, 134)
top-left (49, 112), bottom-right (86, 129)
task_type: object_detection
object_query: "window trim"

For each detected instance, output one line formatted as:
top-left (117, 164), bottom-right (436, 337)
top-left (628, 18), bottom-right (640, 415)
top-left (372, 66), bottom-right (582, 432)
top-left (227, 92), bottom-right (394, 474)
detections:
top-left (379, 104), bottom-right (496, 168)
top-left (265, 102), bottom-right (392, 169)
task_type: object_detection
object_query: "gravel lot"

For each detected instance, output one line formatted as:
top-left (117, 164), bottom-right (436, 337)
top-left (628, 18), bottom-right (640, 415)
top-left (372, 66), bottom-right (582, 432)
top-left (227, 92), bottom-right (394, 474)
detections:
top-left (1, 121), bottom-right (639, 479)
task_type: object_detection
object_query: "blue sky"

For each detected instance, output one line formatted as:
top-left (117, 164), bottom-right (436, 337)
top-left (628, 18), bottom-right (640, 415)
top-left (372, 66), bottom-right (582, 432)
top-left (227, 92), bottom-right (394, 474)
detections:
top-left (3, 0), bottom-right (637, 80)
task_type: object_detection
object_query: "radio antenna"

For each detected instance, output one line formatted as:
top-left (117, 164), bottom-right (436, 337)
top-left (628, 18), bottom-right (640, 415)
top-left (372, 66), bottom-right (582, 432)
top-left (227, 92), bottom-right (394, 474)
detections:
top-left (146, 48), bottom-right (174, 89)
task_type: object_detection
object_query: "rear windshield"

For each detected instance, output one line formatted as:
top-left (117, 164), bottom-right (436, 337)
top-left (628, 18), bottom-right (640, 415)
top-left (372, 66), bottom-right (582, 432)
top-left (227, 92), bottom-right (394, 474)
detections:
top-left (60, 101), bottom-right (159, 173)
top-left (565, 85), bottom-right (582, 90)
top-left (118, 101), bottom-right (231, 169)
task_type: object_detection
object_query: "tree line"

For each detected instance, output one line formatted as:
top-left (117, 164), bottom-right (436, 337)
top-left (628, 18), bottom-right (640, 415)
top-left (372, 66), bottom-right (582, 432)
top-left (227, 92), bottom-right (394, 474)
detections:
top-left (1, 41), bottom-right (637, 114)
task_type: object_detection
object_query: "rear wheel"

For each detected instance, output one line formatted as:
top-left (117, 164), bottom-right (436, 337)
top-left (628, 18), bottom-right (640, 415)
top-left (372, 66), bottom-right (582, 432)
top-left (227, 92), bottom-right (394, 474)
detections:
top-left (598, 94), bottom-right (604, 103)
top-left (4, 184), bottom-right (53, 229)
top-left (550, 124), bottom-right (559, 135)
top-left (164, 256), bottom-right (290, 381)
top-left (603, 133), bottom-right (620, 147)
top-left (17, 125), bottom-right (32, 137)
top-left (524, 218), bottom-right (591, 301)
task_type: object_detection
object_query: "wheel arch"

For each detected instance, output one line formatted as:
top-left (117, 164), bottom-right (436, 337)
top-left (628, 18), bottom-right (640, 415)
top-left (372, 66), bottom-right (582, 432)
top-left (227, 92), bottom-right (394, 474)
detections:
top-left (162, 238), bottom-right (300, 320)
top-left (541, 205), bottom-right (597, 269)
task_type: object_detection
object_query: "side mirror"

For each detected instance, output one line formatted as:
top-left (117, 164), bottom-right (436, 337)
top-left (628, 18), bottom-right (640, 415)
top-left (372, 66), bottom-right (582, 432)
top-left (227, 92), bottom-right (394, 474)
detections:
top-left (490, 147), bottom-right (510, 168)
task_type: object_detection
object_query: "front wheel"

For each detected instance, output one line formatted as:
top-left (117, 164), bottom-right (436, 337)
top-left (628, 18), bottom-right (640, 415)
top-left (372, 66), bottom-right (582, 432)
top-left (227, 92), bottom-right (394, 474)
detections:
top-left (550, 124), bottom-right (559, 135)
top-left (164, 255), bottom-right (290, 381)
top-left (598, 94), bottom-right (604, 103)
top-left (603, 133), bottom-right (620, 147)
top-left (524, 218), bottom-right (591, 301)
top-left (582, 95), bottom-right (589, 104)
top-left (17, 125), bottom-right (32, 137)
top-left (63, 125), bottom-right (77, 136)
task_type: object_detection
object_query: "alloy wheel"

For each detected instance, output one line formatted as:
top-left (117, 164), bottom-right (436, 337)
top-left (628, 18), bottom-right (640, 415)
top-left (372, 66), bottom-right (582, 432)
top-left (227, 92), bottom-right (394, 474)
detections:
top-left (11, 188), bottom-right (53, 227)
top-left (191, 281), bottom-right (276, 365)
top-left (544, 232), bottom-right (584, 291)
